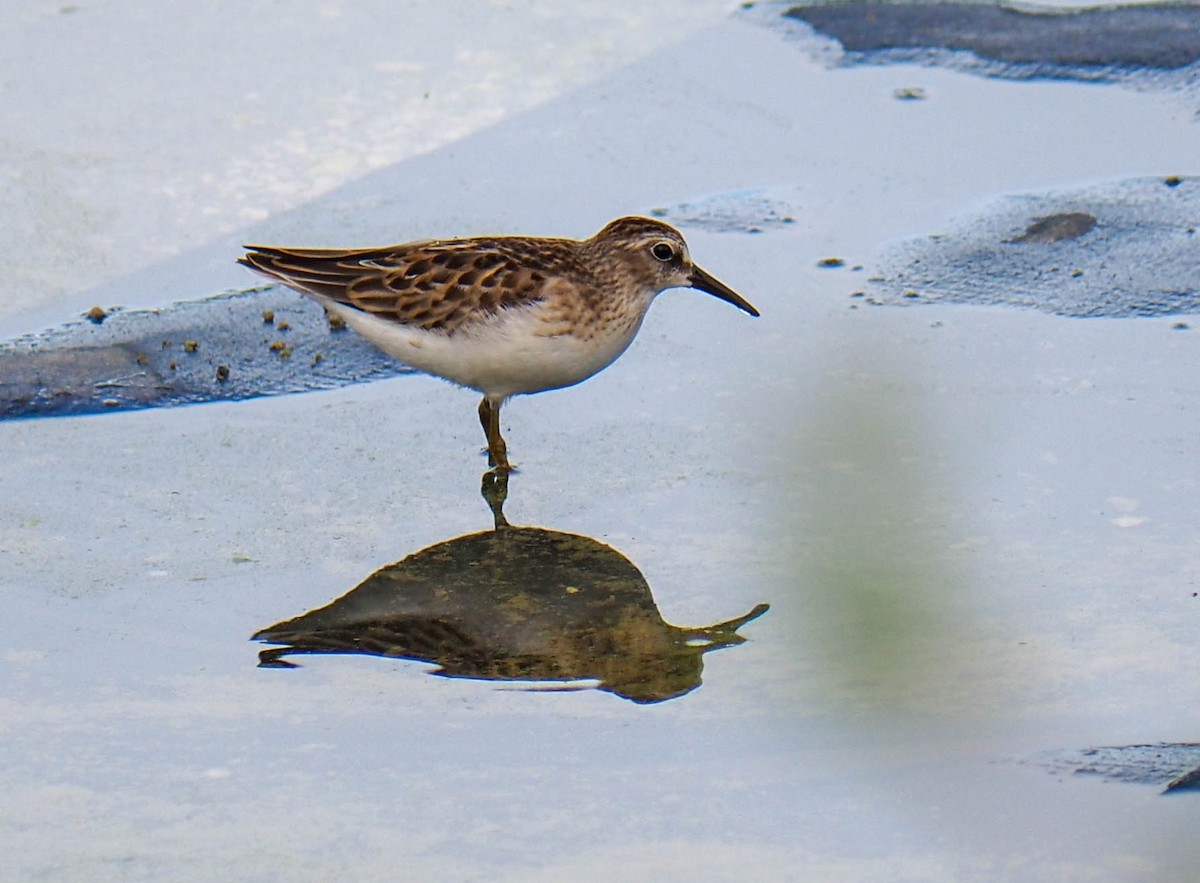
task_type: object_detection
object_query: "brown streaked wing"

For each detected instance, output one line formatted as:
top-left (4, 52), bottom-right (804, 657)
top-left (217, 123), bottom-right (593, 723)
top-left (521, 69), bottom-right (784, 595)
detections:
top-left (241, 238), bottom-right (582, 333)
top-left (238, 243), bottom-right (429, 303)
top-left (343, 241), bottom-right (553, 333)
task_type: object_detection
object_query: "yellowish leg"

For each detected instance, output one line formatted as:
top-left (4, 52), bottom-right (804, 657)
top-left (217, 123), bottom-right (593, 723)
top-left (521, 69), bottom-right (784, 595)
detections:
top-left (478, 397), bottom-right (511, 472)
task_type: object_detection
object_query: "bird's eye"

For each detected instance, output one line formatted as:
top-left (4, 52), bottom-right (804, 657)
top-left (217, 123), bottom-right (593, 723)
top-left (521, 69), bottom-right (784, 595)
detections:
top-left (651, 242), bottom-right (675, 262)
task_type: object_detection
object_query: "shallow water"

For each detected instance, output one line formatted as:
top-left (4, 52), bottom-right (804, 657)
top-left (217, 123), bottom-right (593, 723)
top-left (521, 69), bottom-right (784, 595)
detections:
top-left (3, 4), bottom-right (1200, 881)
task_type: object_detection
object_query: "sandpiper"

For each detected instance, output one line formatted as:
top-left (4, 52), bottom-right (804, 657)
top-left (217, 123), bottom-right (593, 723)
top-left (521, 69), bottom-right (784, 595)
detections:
top-left (239, 216), bottom-right (758, 471)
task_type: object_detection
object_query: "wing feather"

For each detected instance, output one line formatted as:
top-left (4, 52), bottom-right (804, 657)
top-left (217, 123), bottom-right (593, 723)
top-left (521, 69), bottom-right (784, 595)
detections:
top-left (239, 237), bottom-right (583, 333)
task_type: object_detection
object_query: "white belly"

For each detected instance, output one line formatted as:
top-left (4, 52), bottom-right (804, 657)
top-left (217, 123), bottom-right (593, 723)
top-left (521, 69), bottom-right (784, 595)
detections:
top-left (318, 299), bottom-right (647, 400)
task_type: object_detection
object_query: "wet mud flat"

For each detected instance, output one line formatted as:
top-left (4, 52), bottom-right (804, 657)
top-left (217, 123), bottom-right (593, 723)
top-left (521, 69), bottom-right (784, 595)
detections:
top-left (773, 1), bottom-right (1200, 80)
top-left (1040, 744), bottom-right (1200, 794)
top-left (0, 288), bottom-right (408, 419)
top-left (858, 176), bottom-right (1200, 317)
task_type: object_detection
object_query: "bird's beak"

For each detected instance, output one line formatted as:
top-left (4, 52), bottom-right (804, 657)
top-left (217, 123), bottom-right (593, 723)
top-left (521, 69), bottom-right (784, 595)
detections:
top-left (689, 265), bottom-right (760, 317)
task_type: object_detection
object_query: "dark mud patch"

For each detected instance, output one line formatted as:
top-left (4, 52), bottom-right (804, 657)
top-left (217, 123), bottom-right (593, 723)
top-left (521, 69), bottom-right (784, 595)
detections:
top-left (743, 1), bottom-right (1200, 86)
top-left (860, 176), bottom-right (1200, 317)
top-left (1040, 743), bottom-right (1200, 793)
top-left (0, 287), bottom-right (410, 419)
top-left (649, 186), bottom-right (804, 234)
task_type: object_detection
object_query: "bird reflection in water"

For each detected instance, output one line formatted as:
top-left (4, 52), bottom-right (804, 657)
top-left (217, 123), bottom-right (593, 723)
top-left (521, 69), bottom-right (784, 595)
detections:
top-left (253, 470), bottom-right (768, 704)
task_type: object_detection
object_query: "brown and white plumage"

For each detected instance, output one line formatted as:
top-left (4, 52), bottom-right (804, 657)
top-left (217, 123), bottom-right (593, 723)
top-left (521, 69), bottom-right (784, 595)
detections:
top-left (239, 216), bottom-right (758, 471)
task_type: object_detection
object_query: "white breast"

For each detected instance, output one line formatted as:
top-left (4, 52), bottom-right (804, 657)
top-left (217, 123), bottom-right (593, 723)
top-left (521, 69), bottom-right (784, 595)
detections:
top-left (317, 298), bottom-right (651, 400)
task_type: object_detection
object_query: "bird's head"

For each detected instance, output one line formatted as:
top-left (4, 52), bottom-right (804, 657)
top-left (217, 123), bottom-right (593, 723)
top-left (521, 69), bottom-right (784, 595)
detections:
top-left (588, 217), bottom-right (760, 316)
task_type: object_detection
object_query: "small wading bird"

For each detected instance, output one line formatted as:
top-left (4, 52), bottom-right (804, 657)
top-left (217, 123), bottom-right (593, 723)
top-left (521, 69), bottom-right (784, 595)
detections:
top-left (239, 216), bottom-right (759, 471)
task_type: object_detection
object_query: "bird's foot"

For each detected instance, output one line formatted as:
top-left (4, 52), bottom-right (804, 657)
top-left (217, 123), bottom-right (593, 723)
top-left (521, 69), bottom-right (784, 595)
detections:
top-left (484, 449), bottom-right (516, 473)
top-left (485, 439), bottom-right (514, 473)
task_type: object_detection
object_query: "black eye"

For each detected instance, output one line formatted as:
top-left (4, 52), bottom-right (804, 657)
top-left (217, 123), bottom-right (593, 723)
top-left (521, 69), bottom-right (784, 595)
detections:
top-left (651, 242), bottom-right (675, 262)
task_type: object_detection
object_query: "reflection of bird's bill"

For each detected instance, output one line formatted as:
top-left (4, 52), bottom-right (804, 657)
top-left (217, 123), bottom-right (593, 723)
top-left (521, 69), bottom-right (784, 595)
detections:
top-left (689, 265), bottom-right (760, 317)
top-left (680, 602), bottom-right (771, 648)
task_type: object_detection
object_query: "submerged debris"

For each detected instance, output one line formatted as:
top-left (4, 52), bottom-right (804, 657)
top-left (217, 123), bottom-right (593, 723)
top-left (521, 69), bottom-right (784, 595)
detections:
top-left (1008, 212), bottom-right (1098, 244)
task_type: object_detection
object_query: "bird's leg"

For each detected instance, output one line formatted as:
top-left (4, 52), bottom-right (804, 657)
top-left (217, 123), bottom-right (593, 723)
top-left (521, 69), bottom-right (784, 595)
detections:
top-left (478, 397), bottom-right (511, 472)
top-left (480, 468), bottom-right (510, 530)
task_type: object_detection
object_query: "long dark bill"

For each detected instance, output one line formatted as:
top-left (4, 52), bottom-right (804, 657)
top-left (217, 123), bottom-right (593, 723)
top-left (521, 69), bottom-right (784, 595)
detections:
top-left (689, 265), bottom-right (760, 317)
